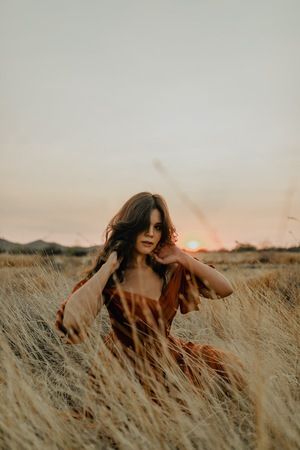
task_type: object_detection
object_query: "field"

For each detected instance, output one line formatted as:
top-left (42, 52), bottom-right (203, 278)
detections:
top-left (0, 251), bottom-right (299, 450)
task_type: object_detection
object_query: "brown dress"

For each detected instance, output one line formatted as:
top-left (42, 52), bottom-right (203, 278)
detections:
top-left (55, 261), bottom-right (244, 393)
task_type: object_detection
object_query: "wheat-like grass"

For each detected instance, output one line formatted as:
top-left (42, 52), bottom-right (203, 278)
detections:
top-left (0, 252), bottom-right (299, 449)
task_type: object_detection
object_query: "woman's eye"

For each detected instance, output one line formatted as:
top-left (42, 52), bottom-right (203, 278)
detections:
top-left (155, 225), bottom-right (162, 230)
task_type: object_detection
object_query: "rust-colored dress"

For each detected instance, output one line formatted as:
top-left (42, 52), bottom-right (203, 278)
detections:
top-left (56, 261), bottom-right (244, 392)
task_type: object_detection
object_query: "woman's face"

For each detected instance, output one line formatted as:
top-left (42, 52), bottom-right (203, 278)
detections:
top-left (135, 208), bottom-right (163, 255)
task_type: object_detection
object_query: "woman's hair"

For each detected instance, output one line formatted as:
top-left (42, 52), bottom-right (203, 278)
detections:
top-left (79, 192), bottom-right (178, 292)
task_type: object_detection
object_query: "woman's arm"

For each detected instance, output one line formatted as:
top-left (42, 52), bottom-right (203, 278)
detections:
top-left (56, 252), bottom-right (120, 344)
top-left (177, 252), bottom-right (233, 298)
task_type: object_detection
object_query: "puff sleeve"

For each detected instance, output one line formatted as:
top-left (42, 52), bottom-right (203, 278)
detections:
top-left (55, 277), bottom-right (90, 342)
top-left (178, 259), bottom-right (216, 314)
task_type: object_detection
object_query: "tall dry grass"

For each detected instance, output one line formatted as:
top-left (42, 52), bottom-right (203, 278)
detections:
top-left (0, 252), bottom-right (299, 449)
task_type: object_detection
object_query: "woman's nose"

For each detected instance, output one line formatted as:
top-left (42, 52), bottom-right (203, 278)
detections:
top-left (146, 227), bottom-right (154, 236)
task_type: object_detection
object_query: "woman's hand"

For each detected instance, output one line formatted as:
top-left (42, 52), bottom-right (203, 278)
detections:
top-left (105, 251), bottom-right (123, 273)
top-left (152, 243), bottom-right (184, 265)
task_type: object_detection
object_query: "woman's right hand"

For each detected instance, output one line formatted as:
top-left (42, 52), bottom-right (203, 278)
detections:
top-left (105, 250), bottom-right (123, 273)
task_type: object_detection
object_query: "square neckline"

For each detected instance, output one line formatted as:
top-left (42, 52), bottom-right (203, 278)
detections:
top-left (113, 263), bottom-right (179, 303)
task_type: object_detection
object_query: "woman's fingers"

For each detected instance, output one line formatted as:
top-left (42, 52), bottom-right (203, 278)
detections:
top-left (153, 253), bottom-right (165, 264)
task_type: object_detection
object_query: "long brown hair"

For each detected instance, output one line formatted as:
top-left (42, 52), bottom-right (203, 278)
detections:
top-left (79, 192), bottom-right (178, 292)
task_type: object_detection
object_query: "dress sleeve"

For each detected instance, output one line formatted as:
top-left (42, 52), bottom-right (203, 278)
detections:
top-left (178, 258), bottom-right (216, 314)
top-left (55, 279), bottom-right (94, 344)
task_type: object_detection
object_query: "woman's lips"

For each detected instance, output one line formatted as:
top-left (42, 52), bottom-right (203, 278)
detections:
top-left (142, 241), bottom-right (153, 247)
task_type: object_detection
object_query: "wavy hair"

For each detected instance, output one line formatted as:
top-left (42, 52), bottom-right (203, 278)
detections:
top-left (79, 192), bottom-right (178, 292)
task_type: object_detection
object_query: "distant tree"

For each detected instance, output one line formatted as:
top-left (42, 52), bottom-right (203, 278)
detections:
top-left (233, 241), bottom-right (257, 252)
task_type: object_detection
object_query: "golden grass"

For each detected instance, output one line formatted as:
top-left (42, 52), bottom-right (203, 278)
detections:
top-left (0, 251), bottom-right (299, 449)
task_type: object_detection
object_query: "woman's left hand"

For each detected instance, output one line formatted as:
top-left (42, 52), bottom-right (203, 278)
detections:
top-left (152, 243), bottom-right (183, 265)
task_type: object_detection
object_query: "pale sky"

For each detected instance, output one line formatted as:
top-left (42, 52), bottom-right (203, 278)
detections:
top-left (1, 0), bottom-right (299, 250)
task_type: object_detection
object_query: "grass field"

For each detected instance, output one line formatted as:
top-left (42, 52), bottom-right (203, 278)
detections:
top-left (0, 251), bottom-right (299, 449)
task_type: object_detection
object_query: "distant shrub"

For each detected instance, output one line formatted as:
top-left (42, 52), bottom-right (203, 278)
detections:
top-left (287, 246), bottom-right (300, 253)
top-left (41, 246), bottom-right (63, 256)
top-left (233, 242), bottom-right (257, 252)
top-left (258, 253), bottom-right (271, 263)
top-left (65, 247), bottom-right (88, 257)
top-left (9, 248), bottom-right (30, 255)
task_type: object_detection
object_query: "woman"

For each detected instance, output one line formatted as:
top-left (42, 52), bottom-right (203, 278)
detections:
top-left (55, 192), bottom-right (244, 393)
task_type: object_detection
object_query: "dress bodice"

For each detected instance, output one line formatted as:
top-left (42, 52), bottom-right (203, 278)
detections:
top-left (55, 258), bottom-right (216, 350)
top-left (102, 261), bottom-right (215, 351)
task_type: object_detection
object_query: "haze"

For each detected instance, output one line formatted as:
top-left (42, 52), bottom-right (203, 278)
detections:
top-left (1, 0), bottom-right (299, 250)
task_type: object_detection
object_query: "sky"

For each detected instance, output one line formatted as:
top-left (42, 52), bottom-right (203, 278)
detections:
top-left (1, 0), bottom-right (299, 251)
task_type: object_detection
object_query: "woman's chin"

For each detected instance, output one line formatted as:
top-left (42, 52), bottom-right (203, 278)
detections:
top-left (137, 246), bottom-right (153, 255)
top-left (142, 248), bottom-right (153, 254)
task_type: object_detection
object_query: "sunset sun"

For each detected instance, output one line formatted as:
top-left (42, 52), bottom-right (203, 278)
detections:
top-left (184, 239), bottom-right (203, 251)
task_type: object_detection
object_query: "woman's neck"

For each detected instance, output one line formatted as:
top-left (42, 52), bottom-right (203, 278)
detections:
top-left (128, 252), bottom-right (149, 269)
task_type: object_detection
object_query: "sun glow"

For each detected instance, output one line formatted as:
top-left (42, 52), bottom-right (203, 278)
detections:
top-left (178, 231), bottom-right (206, 251)
top-left (186, 240), bottom-right (200, 250)
top-left (183, 240), bottom-right (203, 252)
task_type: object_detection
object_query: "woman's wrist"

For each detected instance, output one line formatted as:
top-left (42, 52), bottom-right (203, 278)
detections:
top-left (177, 251), bottom-right (203, 268)
top-left (102, 261), bottom-right (115, 276)
top-left (176, 250), bottom-right (191, 265)
top-left (103, 260), bottom-right (121, 277)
